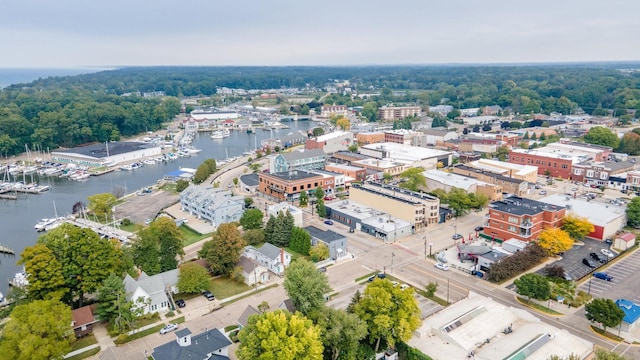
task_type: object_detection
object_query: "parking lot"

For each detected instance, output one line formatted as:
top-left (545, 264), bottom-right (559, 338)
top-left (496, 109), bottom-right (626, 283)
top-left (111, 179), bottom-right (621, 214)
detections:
top-left (114, 189), bottom-right (180, 224)
top-left (578, 248), bottom-right (640, 304)
top-left (539, 238), bottom-right (617, 281)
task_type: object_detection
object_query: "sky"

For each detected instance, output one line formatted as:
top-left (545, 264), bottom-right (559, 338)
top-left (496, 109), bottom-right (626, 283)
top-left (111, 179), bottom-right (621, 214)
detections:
top-left (1, 0), bottom-right (639, 68)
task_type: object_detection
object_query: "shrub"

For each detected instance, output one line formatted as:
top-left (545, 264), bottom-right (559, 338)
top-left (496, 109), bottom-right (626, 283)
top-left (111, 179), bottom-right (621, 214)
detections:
top-left (487, 243), bottom-right (546, 282)
top-left (166, 311), bottom-right (175, 318)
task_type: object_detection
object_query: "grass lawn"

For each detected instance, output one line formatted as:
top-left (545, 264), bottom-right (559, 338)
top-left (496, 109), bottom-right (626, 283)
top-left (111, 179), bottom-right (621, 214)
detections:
top-left (283, 246), bottom-right (307, 261)
top-left (65, 347), bottom-right (100, 360)
top-left (180, 225), bottom-right (210, 246)
top-left (114, 324), bottom-right (165, 345)
top-left (516, 297), bottom-right (563, 315)
top-left (210, 277), bottom-right (252, 300)
top-left (120, 223), bottom-right (143, 233)
top-left (71, 334), bottom-right (97, 351)
top-left (590, 325), bottom-right (624, 342)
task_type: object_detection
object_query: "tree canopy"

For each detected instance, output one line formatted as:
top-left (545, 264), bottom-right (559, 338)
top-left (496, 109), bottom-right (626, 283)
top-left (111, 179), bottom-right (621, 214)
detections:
top-left (537, 228), bottom-right (574, 255)
top-left (626, 197), bottom-right (640, 228)
top-left (585, 298), bottom-right (625, 334)
top-left (237, 310), bottom-right (323, 360)
top-left (131, 217), bottom-right (185, 275)
top-left (0, 299), bottom-right (73, 360)
top-left (283, 258), bottom-right (331, 317)
top-left (561, 214), bottom-right (595, 239)
top-left (514, 273), bottom-right (551, 302)
top-left (177, 262), bottom-right (211, 294)
top-left (583, 127), bottom-right (620, 149)
top-left (199, 223), bottom-right (245, 276)
top-left (239, 208), bottom-right (264, 230)
top-left (398, 167), bottom-right (426, 192)
top-left (318, 307), bottom-right (368, 360)
top-left (87, 193), bottom-right (117, 219)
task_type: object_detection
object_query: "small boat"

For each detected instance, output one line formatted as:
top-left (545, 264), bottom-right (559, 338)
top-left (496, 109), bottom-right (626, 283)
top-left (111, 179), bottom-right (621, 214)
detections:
top-left (223, 129), bottom-right (230, 137)
top-left (142, 158), bottom-right (156, 165)
top-left (72, 173), bottom-right (90, 181)
top-left (35, 218), bottom-right (55, 231)
top-left (9, 269), bottom-right (28, 287)
top-left (246, 128), bottom-right (254, 134)
top-left (211, 130), bottom-right (225, 139)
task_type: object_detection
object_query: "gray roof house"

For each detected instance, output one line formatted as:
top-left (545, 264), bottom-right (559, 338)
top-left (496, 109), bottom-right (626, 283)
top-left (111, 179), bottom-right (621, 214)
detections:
top-left (180, 185), bottom-right (244, 229)
top-left (151, 328), bottom-right (232, 360)
top-left (237, 305), bottom-right (261, 329)
top-left (304, 225), bottom-right (349, 260)
top-left (270, 148), bottom-right (327, 173)
top-left (243, 243), bottom-right (292, 276)
top-left (124, 269), bottom-right (179, 314)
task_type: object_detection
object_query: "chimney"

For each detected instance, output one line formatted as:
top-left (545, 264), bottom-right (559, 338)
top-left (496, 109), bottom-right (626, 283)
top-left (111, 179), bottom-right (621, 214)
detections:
top-left (280, 248), bottom-right (285, 267)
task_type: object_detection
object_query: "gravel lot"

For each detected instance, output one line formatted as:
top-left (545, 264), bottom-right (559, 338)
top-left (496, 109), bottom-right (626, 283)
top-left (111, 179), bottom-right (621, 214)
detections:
top-left (114, 189), bottom-right (180, 224)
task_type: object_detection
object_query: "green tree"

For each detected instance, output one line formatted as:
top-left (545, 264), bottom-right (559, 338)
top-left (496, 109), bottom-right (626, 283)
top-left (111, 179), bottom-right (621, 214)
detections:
top-left (175, 179), bottom-right (190, 192)
top-left (584, 126), bottom-right (620, 148)
top-left (398, 167), bottom-right (426, 192)
top-left (348, 144), bottom-right (359, 153)
top-left (446, 109), bottom-right (461, 119)
top-left (346, 289), bottom-right (362, 314)
top-left (237, 310), bottom-right (323, 360)
top-left (309, 243), bottom-right (330, 262)
top-left (514, 273), bottom-right (551, 302)
top-left (361, 102), bottom-right (378, 122)
top-left (199, 223), bottom-right (245, 276)
top-left (18, 243), bottom-right (67, 301)
top-left (318, 307), bottom-right (368, 360)
top-left (95, 273), bottom-right (144, 334)
top-left (244, 197), bottom-right (254, 208)
top-left (290, 226), bottom-right (311, 256)
top-left (284, 258), bottom-right (331, 317)
top-left (312, 127), bottom-right (325, 137)
top-left (240, 208), bottom-right (264, 230)
top-left (593, 348), bottom-right (628, 360)
top-left (316, 200), bottom-right (327, 218)
top-left (133, 217), bottom-right (185, 275)
top-left (0, 299), bottom-right (73, 360)
top-left (22, 224), bottom-right (127, 306)
top-left (87, 192), bottom-right (117, 219)
top-left (299, 190), bottom-right (309, 206)
top-left (561, 214), bottom-right (595, 239)
top-left (177, 262), bottom-right (211, 294)
top-left (354, 279), bottom-right (421, 351)
top-left (249, 163), bottom-right (261, 173)
top-left (585, 298), bottom-right (625, 334)
top-left (315, 186), bottom-right (325, 200)
top-left (242, 228), bottom-right (265, 246)
top-left (382, 172), bottom-right (393, 184)
top-left (626, 197), bottom-right (640, 228)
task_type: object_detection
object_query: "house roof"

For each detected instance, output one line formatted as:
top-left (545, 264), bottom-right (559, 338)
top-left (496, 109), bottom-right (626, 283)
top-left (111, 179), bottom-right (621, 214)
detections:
top-left (304, 225), bottom-right (346, 244)
top-left (72, 305), bottom-right (96, 329)
top-left (616, 299), bottom-right (640, 324)
top-left (257, 242), bottom-right (283, 260)
top-left (124, 269), bottom-right (179, 304)
top-left (238, 305), bottom-right (260, 327)
top-left (152, 328), bottom-right (232, 360)
top-left (617, 232), bottom-right (636, 242)
top-left (238, 256), bottom-right (261, 273)
top-left (279, 299), bottom-right (296, 312)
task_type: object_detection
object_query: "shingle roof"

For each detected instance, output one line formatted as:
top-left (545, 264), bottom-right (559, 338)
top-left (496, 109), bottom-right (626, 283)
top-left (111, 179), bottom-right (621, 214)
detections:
top-left (304, 225), bottom-right (346, 244)
top-left (151, 328), bottom-right (231, 360)
top-left (72, 305), bottom-right (96, 328)
top-left (258, 243), bottom-right (282, 260)
top-left (124, 269), bottom-right (179, 303)
top-left (238, 305), bottom-right (260, 327)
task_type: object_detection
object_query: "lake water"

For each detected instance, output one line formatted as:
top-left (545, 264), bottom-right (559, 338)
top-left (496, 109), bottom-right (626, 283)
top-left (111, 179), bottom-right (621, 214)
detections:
top-left (0, 121), bottom-right (312, 297)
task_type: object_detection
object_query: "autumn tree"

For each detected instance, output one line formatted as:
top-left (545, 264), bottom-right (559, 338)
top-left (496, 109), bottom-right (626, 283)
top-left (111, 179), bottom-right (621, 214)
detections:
top-left (237, 310), bottom-right (323, 360)
top-left (242, 228), bottom-right (265, 246)
top-left (0, 299), bottom-right (73, 360)
top-left (199, 223), bottom-right (245, 276)
top-left (354, 279), bottom-right (421, 351)
top-left (514, 273), bottom-right (551, 302)
top-left (537, 228), bottom-right (574, 256)
top-left (318, 307), bottom-right (368, 360)
top-left (398, 167), bottom-right (426, 192)
top-left (87, 192), bottom-right (117, 219)
top-left (132, 217), bottom-right (185, 275)
top-left (309, 242), bottom-right (330, 262)
top-left (561, 214), bottom-right (594, 239)
top-left (177, 262), bottom-right (211, 294)
top-left (336, 117), bottom-right (350, 130)
top-left (585, 298), bottom-right (625, 334)
top-left (18, 243), bottom-right (67, 301)
top-left (239, 208), bottom-right (264, 230)
top-left (284, 258), bottom-right (331, 317)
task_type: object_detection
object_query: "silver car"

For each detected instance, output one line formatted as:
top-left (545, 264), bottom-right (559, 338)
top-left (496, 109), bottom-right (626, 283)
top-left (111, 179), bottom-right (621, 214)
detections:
top-left (160, 323), bottom-right (178, 334)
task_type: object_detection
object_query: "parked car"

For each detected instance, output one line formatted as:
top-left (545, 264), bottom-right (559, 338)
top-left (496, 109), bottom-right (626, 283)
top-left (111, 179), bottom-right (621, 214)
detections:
top-left (600, 249), bottom-right (615, 258)
top-left (160, 323), bottom-right (179, 334)
top-left (202, 290), bottom-right (215, 301)
top-left (175, 299), bottom-right (186, 308)
top-left (318, 266), bottom-right (327, 272)
top-left (593, 272), bottom-right (613, 281)
top-left (324, 220), bottom-right (334, 225)
top-left (582, 258), bottom-right (596, 268)
top-left (605, 238), bottom-right (613, 244)
top-left (474, 226), bottom-right (484, 232)
top-left (368, 273), bottom-right (387, 282)
top-left (539, 190), bottom-right (547, 195)
top-left (435, 263), bottom-right (449, 271)
top-left (400, 284), bottom-right (410, 290)
top-left (471, 270), bottom-right (483, 278)
top-left (590, 252), bottom-right (605, 263)
top-left (452, 233), bottom-right (463, 240)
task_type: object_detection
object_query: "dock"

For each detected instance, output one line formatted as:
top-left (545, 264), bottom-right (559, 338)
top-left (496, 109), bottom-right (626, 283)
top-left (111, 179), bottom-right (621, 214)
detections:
top-left (0, 244), bottom-right (15, 256)
top-left (65, 218), bottom-right (134, 244)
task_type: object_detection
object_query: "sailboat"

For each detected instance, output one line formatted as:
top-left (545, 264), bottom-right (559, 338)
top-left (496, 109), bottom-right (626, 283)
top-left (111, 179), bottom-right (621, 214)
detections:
top-left (34, 201), bottom-right (66, 232)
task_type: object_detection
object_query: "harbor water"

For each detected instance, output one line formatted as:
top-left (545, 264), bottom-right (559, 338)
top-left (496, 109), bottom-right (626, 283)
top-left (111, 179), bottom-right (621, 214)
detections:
top-left (0, 121), bottom-right (312, 297)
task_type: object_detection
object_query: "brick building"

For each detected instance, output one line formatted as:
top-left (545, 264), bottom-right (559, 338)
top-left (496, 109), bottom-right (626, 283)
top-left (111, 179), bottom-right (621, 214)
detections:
top-left (258, 170), bottom-right (333, 202)
top-left (484, 197), bottom-right (565, 242)
top-left (355, 132), bottom-right (385, 145)
top-left (378, 106), bottom-right (421, 121)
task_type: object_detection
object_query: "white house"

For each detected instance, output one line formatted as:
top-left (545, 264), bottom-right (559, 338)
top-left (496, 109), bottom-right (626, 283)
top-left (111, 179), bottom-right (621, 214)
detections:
top-left (243, 243), bottom-right (292, 276)
top-left (123, 269), bottom-right (179, 314)
top-left (237, 256), bottom-right (270, 287)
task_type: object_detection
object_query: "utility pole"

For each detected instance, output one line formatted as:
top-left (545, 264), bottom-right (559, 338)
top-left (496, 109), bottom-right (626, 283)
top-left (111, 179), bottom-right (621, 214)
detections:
top-left (391, 252), bottom-right (395, 273)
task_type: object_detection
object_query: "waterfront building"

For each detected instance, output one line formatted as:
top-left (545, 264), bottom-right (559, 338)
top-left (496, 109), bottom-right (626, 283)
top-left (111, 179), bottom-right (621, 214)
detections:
top-left (179, 186), bottom-right (244, 228)
top-left (269, 148), bottom-right (326, 174)
top-left (51, 141), bottom-right (161, 167)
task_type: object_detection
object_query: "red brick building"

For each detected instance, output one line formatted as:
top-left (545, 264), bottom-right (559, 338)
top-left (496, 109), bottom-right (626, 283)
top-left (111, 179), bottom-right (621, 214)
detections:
top-left (484, 197), bottom-right (565, 242)
top-left (258, 171), bottom-right (333, 202)
top-left (508, 149), bottom-right (573, 179)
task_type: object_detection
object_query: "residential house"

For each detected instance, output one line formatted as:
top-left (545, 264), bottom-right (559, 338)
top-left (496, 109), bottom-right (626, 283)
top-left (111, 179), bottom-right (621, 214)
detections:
top-left (243, 243), bottom-right (292, 276)
top-left (71, 305), bottom-right (98, 338)
top-left (151, 328), bottom-right (232, 360)
top-left (237, 305), bottom-right (261, 329)
top-left (267, 202), bottom-right (304, 227)
top-left (180, 186), bottom-right (244, 228)
top-left (124, 269), bottom-right (179, 314)
top-left (483, 196), bottom-right (565, 242)
top-left (237, 256), bottom-right (270, 287)
top-left (270, 148), bottom-right (326, 174)
top-left (304, 225), bottom-right (348, 260)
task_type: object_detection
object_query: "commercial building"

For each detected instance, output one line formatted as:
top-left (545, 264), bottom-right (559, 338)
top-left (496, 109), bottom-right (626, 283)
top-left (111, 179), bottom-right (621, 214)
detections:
top-left (415, 129), bottom-right (459, 146)
top-left (305, 131), bottom-right (353, 153)
top-left (616, 299), bottom-right (640, 332)
top-left (540, 194), bottom-right (626, 241)
top-left (484, 196), bottom-right (565, 242)
top-left (325, 162), bottom-right (367, 182)
top-left (360, 142), bottom-right (453, 169)
top-left (467, 159), bottom-right (538, 183)
top-left (270, 148), bottom-right (326, 173)
top-left (320, 104), bottom-right (348, 117)
top-left (349, 182), bottom-right (440, 231)
top-left (378, 105), bottom-right (421, 121)
top-left (422, 169), bottom-right (503, 201)
top-left (267, 202), bottom-right (304, 227)
top-left (325, 200), bottom-right (412, 242)
top-left (571, 160), bottom-right (635, 186)
top-left (51, 141), bottom-right (161, 167)
top-left (452, 164), bottom-right (529, 196)
top-left (258, 170), bottom-right (331, 202)
top-left (179, 186), bottom-right (244, 228)
top-left (384, 129), bottom-right (416, 145)
top-left (355, 132), bottom-right (385, 145)
top-left (261, 131), bottom-right (308, 151)
top-left (304, 225), bottom-right (349, 260)
top-left (352, 158), bottom-right (411, 179)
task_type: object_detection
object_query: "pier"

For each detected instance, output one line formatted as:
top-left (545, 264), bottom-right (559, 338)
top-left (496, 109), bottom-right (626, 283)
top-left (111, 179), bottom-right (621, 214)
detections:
top-left (65, 218), bottom-right (134, 244)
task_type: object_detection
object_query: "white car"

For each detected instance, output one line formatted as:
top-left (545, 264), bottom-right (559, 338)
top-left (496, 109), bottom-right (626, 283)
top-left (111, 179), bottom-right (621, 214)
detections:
top-left (160, 323), bottom-right (178, 334)
top-left (400, 284), bottom-right (410, 290)
top-left (600, 249), bottom-right (615, 258)
top-left (391, 281), bottom-right (399, 287)
top-left (435, 263), bottom-right (449, 271)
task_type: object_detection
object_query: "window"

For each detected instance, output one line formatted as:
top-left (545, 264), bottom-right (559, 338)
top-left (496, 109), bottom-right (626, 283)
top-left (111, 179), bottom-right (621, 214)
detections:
top-left (561, 164), bottom-right (568, 169)
top-left (508, 216), bottom-right (519, 224)
top-left (508, 225), bottom-right (517, 232)
top-left (293, 186), bottom-right (297, 191)
top-left (586, 170), bottom-right (594, 177)
top-left (574, 169), bottom-right (582, 175)
top-left (600, 172), bottom-right (608, 180)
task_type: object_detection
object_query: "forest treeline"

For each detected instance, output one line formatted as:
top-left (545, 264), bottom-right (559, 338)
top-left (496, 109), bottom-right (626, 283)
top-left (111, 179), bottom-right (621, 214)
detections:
top-left (1, 64), bottom-right (639, 156)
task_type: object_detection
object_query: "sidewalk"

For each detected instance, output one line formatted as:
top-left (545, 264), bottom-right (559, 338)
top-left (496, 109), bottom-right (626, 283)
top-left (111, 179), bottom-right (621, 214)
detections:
top-left (64, 344), bottom-right (100, 359)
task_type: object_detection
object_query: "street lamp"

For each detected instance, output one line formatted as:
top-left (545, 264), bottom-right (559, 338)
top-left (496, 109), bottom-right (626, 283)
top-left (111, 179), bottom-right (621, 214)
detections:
top-left (587, 275), bottom-right (593, 296)
top-left (391, 252), bottom-right (395, 273)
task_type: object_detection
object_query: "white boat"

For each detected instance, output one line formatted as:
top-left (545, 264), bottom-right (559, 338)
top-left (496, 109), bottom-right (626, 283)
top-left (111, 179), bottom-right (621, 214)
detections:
top-left (35, 218), bottom-right (56, 231)
top-left (45, 221), bottom-right (63, 231)
top-left (142, 158), bottom-right (156, 165)
top-left (223, 129), bottom-right (230, 137)
top-left (72, 173), bottom-right (90, 181)
top-left (9, 269), bottom-right (29, 287)
top-left (211, 130), bottom-right (225, 139)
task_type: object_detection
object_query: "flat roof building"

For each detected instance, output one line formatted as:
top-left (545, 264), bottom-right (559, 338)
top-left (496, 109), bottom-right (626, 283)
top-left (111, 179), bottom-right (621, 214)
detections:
top-left (360, 142), bottom-right (453, 169)
top-left (422, 169), bottom-right (503, 201)
top-left (52, 141), bottom-right (161, 167)
top-left (484, 196), bottom-right (565, 242)
top-left (467, 159), bottom-right (538, 183)
top-left (258, 170), bottom-right (331, 202)
top-left (325, 200), bottom-right (412, 242)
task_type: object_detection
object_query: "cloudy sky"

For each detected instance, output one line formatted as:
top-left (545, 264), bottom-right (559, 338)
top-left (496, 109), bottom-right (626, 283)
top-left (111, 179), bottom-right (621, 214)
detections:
top-left (1, 0), bottom-right (639, 68)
